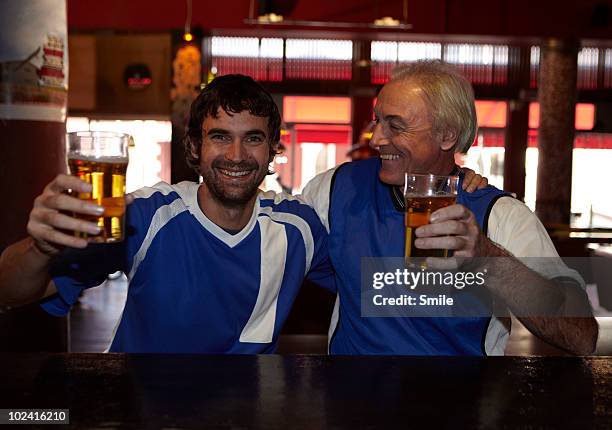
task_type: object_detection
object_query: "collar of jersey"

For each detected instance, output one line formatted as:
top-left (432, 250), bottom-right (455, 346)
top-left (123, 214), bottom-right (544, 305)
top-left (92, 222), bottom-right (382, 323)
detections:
top-left (174, 182), bottom-right (260, 248)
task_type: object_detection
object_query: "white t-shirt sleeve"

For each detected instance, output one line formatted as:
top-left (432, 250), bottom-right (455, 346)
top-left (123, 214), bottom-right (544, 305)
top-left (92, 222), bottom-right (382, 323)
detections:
top-left (299, 166), bottom-right (340, 233)
top-left (486, 196), bottom-right (584, 285)
top-left (484, 196), bottom-right (586, 355)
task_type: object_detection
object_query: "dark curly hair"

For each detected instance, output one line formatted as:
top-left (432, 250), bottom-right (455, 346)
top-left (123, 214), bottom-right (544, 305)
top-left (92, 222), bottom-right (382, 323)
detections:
top-left (184, 74), bottom-right (281, 174)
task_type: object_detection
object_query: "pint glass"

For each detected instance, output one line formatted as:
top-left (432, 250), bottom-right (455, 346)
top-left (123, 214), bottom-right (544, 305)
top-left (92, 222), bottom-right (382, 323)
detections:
top-left (67, 131), bottom-right (129, 243)
top-left (404, 173), bottom-right (459, 258)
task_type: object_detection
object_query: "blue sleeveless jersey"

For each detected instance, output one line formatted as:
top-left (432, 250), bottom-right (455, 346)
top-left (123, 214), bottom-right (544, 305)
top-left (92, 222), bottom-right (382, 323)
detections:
top-left (327, 158), bottom-right (509, 355)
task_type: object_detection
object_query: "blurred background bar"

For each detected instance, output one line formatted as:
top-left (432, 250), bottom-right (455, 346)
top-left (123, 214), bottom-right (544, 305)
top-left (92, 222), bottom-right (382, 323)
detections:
top-left (1, 0), bottom-right (612, 353)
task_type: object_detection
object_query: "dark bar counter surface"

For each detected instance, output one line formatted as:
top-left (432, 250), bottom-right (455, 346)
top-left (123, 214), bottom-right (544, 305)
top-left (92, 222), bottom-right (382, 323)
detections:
top-left (1, 353), bottom-right (611, 429)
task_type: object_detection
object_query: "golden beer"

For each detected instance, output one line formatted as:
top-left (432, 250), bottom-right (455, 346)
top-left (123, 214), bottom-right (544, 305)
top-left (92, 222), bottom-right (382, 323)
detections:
top-left (405, 195), bottom-right (456, 258)
top-left (68, 156), bottom-right (128, 243)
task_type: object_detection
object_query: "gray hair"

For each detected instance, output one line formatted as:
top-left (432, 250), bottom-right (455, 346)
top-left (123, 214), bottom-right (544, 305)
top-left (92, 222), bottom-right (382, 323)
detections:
top-left (390, 60), bottom-right (477, 153)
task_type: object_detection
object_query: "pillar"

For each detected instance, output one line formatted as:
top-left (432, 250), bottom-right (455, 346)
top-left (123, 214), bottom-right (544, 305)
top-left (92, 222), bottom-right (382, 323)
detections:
top-left (170, 31), bottom-right (202, 184)
top-left (0, 0), bottom-right (69, 351)
top-left (535, 38), bottom-right (578, 226)
top-left (503, 46), bottom-right (531, 201)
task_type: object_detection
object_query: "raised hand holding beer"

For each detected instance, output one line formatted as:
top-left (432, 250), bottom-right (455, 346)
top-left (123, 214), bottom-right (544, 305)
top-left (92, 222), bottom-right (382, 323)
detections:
top-left (414, 203), bottom-right (488, 259)
top-left (404, 173), bottom-right (459, 259)
top-left (27, 131), bottom-right (131, 256)
top-left (27, 174), bottom-right (104, 255)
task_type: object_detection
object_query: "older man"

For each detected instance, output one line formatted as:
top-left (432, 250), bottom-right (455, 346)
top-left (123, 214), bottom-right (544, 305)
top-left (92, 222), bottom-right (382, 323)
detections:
top-left (303, 60), bottom-right (598, 355)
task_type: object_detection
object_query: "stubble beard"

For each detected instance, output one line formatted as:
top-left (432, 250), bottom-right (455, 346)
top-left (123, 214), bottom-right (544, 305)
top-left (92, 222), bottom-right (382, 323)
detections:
top-left (201, 159), bottom-right (267, 208)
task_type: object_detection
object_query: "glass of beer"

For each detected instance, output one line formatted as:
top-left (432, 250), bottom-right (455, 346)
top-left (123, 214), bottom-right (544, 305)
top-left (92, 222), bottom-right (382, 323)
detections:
top-left (67, 131), bottom-right (129, 243)
top-left (404, 173), bottom-right (459, 258)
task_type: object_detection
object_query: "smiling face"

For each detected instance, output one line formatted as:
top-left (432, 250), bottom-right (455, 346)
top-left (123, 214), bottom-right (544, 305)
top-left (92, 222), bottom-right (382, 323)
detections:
top-left (199, 108), bottom-right (273, 207)
top-left (371, 79), bottom-right (456, 186)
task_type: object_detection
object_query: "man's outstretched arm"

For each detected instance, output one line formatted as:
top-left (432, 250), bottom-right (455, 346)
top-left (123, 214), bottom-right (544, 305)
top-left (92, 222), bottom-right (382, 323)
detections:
top-left (0, 174), bottom-right (104, 307)
top-left (0, 237), bottom-right (56, 306)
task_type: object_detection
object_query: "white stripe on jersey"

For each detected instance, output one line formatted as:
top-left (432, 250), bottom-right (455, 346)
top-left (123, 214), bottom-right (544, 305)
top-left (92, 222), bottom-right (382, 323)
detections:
top-left (128, 198), bottom-right (188, 280)
top-left (105, 274), bottom-right (129, 352)
top-left (259, 189), bottom-right (308, 205)
top-left (131, 182), bottom-right (177, 200)
top-left (328, 295), bottom-right (340, 353)
top-left (259, 206), bottom-right (314, 275)
top-left (239, 216), bottom-right (288, 343)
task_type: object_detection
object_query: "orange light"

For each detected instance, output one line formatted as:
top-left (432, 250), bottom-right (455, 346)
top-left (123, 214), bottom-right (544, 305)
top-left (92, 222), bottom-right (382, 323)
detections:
top-left (474, 101), bottom-right (507, 128)
top-left (575, 103), bottom-right (596, 130)
top-left (529, 102), bottom-right (595, 130)
top-left (283, 96), bottom-right (352, 124)
top-left (183, 33), bottom-right (193, 42)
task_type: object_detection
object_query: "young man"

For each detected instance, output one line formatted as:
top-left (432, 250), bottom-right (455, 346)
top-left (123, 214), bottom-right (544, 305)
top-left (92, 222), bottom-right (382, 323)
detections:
top-left (302, 60), bottom-right (598, 356)
top-left (0, 75), bottom-right (333, 353)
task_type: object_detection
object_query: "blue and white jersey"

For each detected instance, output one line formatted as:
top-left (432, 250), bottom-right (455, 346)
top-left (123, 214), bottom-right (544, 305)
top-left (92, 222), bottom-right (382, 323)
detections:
top-left (42, 181), bottom-right (334, 353)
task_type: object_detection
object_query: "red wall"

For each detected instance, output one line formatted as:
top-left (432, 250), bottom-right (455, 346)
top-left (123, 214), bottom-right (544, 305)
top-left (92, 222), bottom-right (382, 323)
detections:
top-left (67, 0), bottom-right (612, 39)
top-left (67, 0), bottom-right (248, 31)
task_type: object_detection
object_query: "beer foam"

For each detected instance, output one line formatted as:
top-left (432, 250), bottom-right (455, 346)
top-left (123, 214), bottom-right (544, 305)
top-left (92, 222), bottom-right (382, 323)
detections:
top-left (67, 154), bottom-right (128, 163)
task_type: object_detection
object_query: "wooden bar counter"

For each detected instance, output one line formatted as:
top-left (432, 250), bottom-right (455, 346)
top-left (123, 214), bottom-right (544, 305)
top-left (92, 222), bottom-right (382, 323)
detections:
top-left (1, 353), bottom-right (611, 428)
